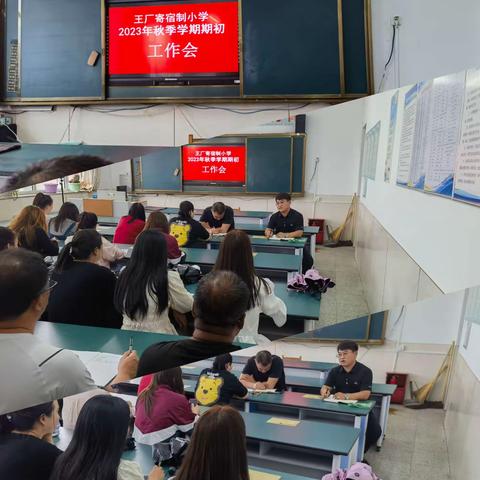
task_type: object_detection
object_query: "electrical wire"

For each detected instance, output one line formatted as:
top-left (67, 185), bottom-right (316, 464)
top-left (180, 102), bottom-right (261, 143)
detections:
top-left (377, 24), bottom-right (397, 92)
top-left (2, 122), bottom-right (21, 142)
top-left (185, 103), bottom-right (310, 114)
top-left (57, 106), bottom-right (77, 143)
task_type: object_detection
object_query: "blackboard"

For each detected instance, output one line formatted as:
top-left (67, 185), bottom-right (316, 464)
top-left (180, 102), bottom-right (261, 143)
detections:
top-left (20, 0), bottom-right (103, 99)
top-left (132, 134), bottom-right (305, 194)
top-left (295, 311), bottom-right (387, 343)
top-left (242, 0), bottom-right (341, 96)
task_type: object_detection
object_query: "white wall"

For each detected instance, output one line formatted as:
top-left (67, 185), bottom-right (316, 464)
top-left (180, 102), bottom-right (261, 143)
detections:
top-left (371, 0), bottom-right (480, 92)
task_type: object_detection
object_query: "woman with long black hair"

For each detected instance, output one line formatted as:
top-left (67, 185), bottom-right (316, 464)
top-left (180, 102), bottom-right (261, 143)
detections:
top-left (0, 401), bottom-right (61, 480)
top-left (47, 229), bottom-right (123, 328)
top-left (213, 230), bottom-right (286, 344)
top-left (50, 395), bottom-right (163, 480)
top-left (173, 405), bottom-right (249, 480)
top-left (114, 230), bottom-right (193, 334)
top-left (48, 201), bottom-right (79, 244)
top-left (113, 202), bottom-right (146, 245)
top-left (169, 200), bottom-right (210, 248)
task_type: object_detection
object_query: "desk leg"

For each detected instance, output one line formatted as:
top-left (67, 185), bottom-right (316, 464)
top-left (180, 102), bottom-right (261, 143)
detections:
top-left (377, 395), bottom-right (390, 449)
top-left (354, 414), bottom-right (368, 462)
top-left (304, 319), bottom-right (316, 332)
top-left (310, 234), bottom-right (316, 258)
top-left (207, 243), bottom-right (211, 250)
top-left (244, 401), bottom-right (250, 413)
top-left (332, 437), bottom-right (357, 472)
top-left (295, 247), bottom-right (304, 274)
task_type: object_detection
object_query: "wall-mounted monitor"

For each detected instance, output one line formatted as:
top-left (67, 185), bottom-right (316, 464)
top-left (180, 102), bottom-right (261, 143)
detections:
top-left (182, 144), bottom-right (246, 186)
top-left (107, 0), bottom-right (239, 86)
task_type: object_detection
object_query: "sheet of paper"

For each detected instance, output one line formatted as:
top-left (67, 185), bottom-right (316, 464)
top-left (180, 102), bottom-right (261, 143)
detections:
top-left (323, 397), bottom-right (358, 405)
top-left (267, 417), bottom-right (300, 427)
top-left (182, 365), bottom-right (196, 369)
top-left (303, 394), bottom-right (323, 400)
top-left (247, 388), bottom-right (277, 393)
top-left (249, 469), bottom-right (281, 480)
top-left (73, 350), bottom-right (120, 387)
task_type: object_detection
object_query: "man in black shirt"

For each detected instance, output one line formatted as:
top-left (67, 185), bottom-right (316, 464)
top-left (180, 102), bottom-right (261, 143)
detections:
top-left (321, 341), bottom-right (382, 454)
top-left (239, 350), bottom-right (286, 391)
top-left (200, 202), bottom-right (235, 233)
top-left (137, 270), bottom-right (249, 376)
top-left (265, 192), bottom-right (314, 273)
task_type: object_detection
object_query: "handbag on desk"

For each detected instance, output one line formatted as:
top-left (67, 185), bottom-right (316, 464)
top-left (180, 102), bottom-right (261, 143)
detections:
top-left (174, 263), bottom-right (202, 285)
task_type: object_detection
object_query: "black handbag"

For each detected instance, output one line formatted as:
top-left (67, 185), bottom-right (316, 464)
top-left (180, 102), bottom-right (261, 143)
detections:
top-left (174, 263), bottom-right (202, 285)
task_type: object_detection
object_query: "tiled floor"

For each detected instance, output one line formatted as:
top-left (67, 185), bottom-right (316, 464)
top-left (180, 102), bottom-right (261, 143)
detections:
top-left (314, 245), bottom-right (370, 326)
top-left (367, 405), bottom-right (451, 480)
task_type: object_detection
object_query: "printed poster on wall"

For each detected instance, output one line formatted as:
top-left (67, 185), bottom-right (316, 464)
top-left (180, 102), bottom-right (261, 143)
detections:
top-left (384, 91), bottom-right (399, 182)
top-left (364, 121), bottom-right (381, 180)
top-left (453, 68), bottom-right (480, 205)
top-left (424, 71), bottom-right (466, 197)
top-left (409, 81), bottom-right (433, 190)
top-left (396, 84), bottom-right (419, 186)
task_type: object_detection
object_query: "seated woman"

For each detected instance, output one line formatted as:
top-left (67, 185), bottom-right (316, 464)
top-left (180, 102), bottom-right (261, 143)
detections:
top-left (144, 210), bottom-right (183, 265)
top-left (47, 229), bottom-right (123, 329)
top-left (194, 353), bottom-right (248, 406)
top-left (173, 405), bottom-right (249, 480)
top-left (114, 230), bottom-right (193, 334)
top-left (48, 202), bottom-right (79, 244)
top-left (213, 230), bottom-right (287, 344)
top-left (0, 401), bottom-right (61, 480)
top-left (66, 212), bottom-right (124, 268)
top-left (9, 205), bottom-right (59, 257)
top-left (113, 203), bottom-right (146, 245)
top-left (50, 395), bottom-right (163, 480)
top-left (134, 368), bottom-right (198, 446)
top-left (169, 200), bottom-right (210, 248)
top-left (0, 226), bottom-right (17, 251)
top-left (32, 192), bottom-right (54, 217)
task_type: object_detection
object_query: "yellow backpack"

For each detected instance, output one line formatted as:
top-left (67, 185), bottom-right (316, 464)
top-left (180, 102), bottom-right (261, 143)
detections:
top-left (170, 221), bottom-right (191, 247)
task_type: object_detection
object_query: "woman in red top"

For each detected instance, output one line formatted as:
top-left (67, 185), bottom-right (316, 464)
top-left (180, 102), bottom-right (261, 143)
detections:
top-left (134, 368), bottom-right (198, 446)
top-left (113, 203), bottom-right (146, 245)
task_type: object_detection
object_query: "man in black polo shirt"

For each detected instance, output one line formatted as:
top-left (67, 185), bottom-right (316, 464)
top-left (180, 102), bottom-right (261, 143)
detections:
top-left (200, 202), bottom-right (235, 234)
top-left (239, 350), bottom-right (286, 391)
top-left (321, 340), bottom-right (382, 454)
top-left (265, 192), bottom-right (314, 273)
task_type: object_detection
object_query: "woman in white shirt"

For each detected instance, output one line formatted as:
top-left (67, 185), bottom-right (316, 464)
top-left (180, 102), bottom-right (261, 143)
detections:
top-left (49, 396), bottom-right (163, 480)
top-left (65, 212), bottom-right (124, 268)
top-left (114, 230), bottom-right (193, 335)
top-left (213, 230), bottom-right (286, 344)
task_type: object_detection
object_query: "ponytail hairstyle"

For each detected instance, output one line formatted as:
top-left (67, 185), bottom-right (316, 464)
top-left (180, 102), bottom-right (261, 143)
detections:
top-left (213, 353), bottom-right (233, 371)
top-left (178, 200), bottom-right (194, 221)
top-left (54, 229), bottom-right (102, 273)
top-left (127, 203), bottom-right (146, 224)
top-left (0, 402), bottom-right (54, 434)
top-left (77, 212), bottom-right (98, 230)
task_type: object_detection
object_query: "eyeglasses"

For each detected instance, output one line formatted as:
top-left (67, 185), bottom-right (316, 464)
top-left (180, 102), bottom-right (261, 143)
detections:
top-left (38, 277), bottom-right (58, 295)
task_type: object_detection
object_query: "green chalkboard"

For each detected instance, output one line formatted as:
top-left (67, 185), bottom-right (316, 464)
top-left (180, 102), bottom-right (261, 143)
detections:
top-left (20, 0), bottom-right (103, 99)
top-left (295, 311), bottom-right (386, 343)
top-left (133, 148), bottom-right (181, 192)
top-left (246, 137), bottom-right (291, 193)
top-left (242, 0), bottom-right (341, 96)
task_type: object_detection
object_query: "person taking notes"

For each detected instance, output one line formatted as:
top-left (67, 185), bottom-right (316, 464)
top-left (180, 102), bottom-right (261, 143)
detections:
top-left (239, 350), bottom-right (286, 391)
top-left (200, 202), bottom-right (235, 234)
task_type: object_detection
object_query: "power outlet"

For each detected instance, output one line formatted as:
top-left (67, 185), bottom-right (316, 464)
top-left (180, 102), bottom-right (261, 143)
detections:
top-left (391, 15), bottom-right (401, 27)
top-left (0, 116), bottom-right (12, 125)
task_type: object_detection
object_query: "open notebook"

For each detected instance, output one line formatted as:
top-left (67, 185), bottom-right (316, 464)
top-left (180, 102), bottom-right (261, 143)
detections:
top-left (323, 395), bottom-right (358, 405)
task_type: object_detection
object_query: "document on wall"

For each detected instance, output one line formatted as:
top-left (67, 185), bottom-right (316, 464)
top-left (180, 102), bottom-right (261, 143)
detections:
top-left (453, 68), bottom-right (480, 205)
top-left (363, 121), bottom-right (381, 181)
top-left (396, 84), bottom-right (419, 186)
top-left (424, 71), bottom-right (466, 197)
top-left (409, 81), bottom-right (433, 190)
top-left (385, 90), bottom-right (399, 182)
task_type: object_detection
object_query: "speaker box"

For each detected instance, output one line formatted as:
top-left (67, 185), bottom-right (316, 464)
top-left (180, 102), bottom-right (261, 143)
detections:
top-left (295, 115), bottom-right (306, 134)
top-left (0, 123), bottom-right (17, 142)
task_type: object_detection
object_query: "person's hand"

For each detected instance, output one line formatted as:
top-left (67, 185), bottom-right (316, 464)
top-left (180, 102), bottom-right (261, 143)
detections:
top-left (320, 385), bottom-right (330, 398)
top-left (264, 229), bottom-right (273, 238)
top-left (117, 350), bottom-right (139, 379)
top-left (148, 465), bottom-right (165, 480)
top-left (254, 383), bottom-right (266, 390)
top-left (191, 404), bottom-right (200, 415)
top-left (334, 392), bottom-right (346, 400)
top-left (276, 232), bottom-right (287, 238)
